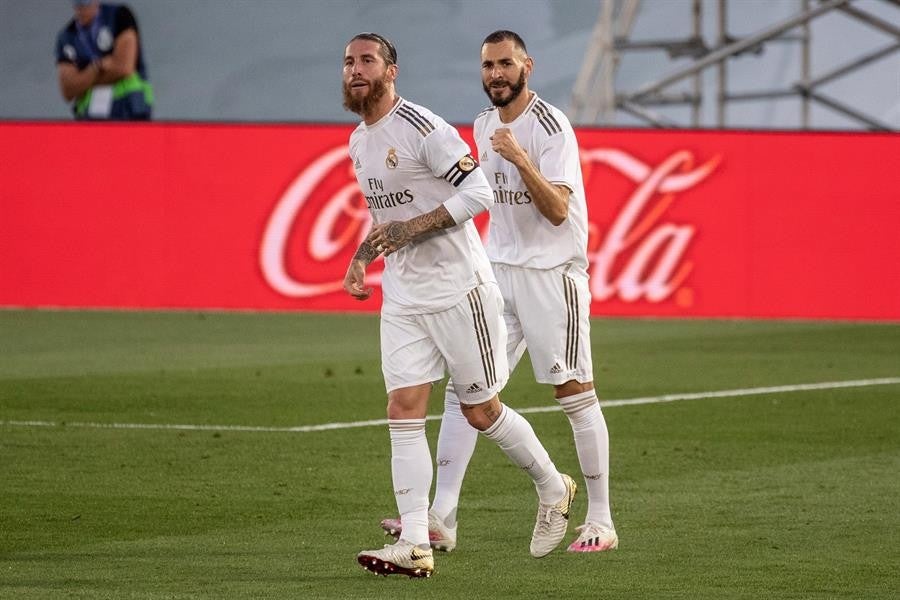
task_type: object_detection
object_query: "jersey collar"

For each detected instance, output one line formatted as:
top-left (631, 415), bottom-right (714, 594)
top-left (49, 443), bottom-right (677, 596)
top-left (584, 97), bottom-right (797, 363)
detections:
top-left (499, 91), bottom-right (538, 125)
top-left (363, 96), bottom-right (403, 131)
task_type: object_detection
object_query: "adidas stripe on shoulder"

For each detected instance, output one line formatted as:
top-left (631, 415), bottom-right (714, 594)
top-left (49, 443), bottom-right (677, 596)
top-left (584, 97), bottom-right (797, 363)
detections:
top-left (396, 103), bottom-right (436, 137)
top-left (531, 100), bottom-right (563, 136)
top-left (476, 105), bottom-right (496, 119)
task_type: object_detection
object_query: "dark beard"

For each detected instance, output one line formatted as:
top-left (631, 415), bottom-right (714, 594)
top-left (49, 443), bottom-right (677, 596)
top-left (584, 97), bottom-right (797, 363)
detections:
top-left (343, 75), bottom-right (388, 115)
top-left (483, 69), bottom-right (526, 108)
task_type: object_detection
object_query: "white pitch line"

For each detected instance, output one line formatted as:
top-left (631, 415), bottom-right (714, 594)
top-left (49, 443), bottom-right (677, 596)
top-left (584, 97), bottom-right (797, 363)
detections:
top-left (1, 377), bottom-right (898, 434)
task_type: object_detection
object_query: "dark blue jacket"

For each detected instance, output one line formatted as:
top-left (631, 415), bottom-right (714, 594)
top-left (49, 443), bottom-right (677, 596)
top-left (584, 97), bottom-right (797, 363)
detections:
top-left (55, 3), bottom-right (153, 120)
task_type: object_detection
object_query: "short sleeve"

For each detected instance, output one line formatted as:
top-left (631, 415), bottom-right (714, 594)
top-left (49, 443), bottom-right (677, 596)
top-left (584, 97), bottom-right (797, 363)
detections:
top-left (55, 24), bottom-right (85, 66)
top-left (538, 128), bottom-right (579, 193)
top-left (113, 5), bottom-right (138, 36)
top-left (422, 123), bottom-right (475, 181)
top-left (54, 33), bottom-right (71, 64)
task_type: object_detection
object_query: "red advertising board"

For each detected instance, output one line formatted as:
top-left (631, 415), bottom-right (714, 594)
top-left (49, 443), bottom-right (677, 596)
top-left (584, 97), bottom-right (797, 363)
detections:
top-left (1, 122), bottom-right (897, 319)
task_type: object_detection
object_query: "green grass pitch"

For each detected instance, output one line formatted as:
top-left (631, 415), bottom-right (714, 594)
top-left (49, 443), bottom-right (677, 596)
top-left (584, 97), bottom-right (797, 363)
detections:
top-left (1, 310), bottom-right (898, 599)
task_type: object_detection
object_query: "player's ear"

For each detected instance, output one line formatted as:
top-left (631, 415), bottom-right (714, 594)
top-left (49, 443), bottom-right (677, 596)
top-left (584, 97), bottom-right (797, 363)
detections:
top-left (524, 56), bottom-right (534, 78)
top-left (387, 63), bottom-right (399, 82)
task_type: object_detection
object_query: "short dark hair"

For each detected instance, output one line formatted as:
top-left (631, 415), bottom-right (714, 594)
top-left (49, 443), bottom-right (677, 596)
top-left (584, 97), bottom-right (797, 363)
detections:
top-left (482, 30), bottom-right (527, 53)
top-left (348, 32), bottom-right (398, 66)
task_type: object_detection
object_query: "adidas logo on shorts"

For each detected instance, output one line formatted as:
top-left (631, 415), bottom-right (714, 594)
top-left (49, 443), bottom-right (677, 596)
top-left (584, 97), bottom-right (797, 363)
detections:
top-left (466, 383), bottom-right (483, 394)
top-left (550, 363), bottom-right (563, 374)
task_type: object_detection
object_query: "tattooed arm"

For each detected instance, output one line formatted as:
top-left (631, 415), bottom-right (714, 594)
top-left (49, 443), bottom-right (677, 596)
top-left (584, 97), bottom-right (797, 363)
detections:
top-left (353, 239), bottom-right (383, 266)
top-left (367, 163), bottom-right (493, 256)
top-left (343, 239), bottom-right (383, 300)
top-left (366, 205), bottom-right (455, 257)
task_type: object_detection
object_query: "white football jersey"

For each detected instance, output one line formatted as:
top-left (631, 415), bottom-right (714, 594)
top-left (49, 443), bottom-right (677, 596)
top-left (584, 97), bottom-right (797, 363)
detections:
top-left (475, 93), bottom-right (589, 274)
top-left (349, 98), bottom-right (494, 315)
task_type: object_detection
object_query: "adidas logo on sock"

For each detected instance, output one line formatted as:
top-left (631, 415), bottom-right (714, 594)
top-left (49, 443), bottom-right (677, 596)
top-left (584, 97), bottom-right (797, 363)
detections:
top-left (550, 362), bottom-right (563, 374)
top-left (465, 382), bottom-right (483, 394)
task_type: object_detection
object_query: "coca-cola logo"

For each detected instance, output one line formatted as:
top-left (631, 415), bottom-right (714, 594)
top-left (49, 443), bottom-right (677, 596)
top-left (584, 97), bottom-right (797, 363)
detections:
top-left (259, 145), bottom-right (720, 305)
top-left (259, 146), bottom-right (380, 298)
top-left (582, 149), bottom-right (720, 306)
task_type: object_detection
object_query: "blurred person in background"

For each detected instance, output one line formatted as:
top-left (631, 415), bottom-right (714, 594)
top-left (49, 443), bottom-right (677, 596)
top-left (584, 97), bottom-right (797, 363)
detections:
top-left (382, 30), bottom-right (618, 555)
top-left (55, 0), bottom-right (153, 120)
top-left (342, 32), bottom-right (577, 578)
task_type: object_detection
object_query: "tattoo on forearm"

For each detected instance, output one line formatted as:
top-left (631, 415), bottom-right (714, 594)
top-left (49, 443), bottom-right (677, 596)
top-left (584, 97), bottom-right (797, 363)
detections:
top-left (353, 241), bottom-right (381, 265)
top-left (383, 222), bottom-right (411, 245)
top-left (405, 206), bottom-right (455, 239)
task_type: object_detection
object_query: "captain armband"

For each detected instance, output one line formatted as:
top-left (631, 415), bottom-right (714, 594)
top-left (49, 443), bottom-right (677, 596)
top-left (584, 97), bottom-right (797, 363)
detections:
top-left (441, 154), bottom-right (478, 187)
top-left (442, 164), bottom-right (493, 224)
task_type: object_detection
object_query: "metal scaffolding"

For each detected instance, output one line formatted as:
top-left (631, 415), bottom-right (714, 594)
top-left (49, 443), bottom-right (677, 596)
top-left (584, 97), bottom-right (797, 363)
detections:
top-left (569, 0), bottom-right (900, 130)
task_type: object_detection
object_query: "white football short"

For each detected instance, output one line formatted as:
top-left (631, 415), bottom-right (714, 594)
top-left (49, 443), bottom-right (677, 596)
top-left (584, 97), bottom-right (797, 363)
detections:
top-left (380, 282), bottom-right (509, 405)
top-left (494, 262), bottom-right (594, 385)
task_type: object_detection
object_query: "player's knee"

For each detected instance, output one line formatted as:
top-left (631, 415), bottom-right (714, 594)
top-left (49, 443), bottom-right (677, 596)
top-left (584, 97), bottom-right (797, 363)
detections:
top-left (460, 395), bottom-right (502, 431)
top-left (386, 384), bottom-right (431, 420)
top-left (461, 406), bottom-right (493, 431)
top-left (554, 379), bottom-right (594, 399)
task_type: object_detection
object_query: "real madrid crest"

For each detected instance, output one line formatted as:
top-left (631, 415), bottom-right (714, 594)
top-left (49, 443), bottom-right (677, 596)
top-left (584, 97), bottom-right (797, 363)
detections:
top-left (385, 148), bottom-right (399, 169)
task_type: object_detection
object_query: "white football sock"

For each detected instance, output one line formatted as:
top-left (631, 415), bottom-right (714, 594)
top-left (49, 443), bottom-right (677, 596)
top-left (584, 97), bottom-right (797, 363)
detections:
top-left (430, 385), bottom-right (478, 528)
top-left (559, 390), bottom-right (614, 529)
top-left (482, 403), bottom-right (565, 504)
top-left (388, 419), bottom-right (432, 547)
